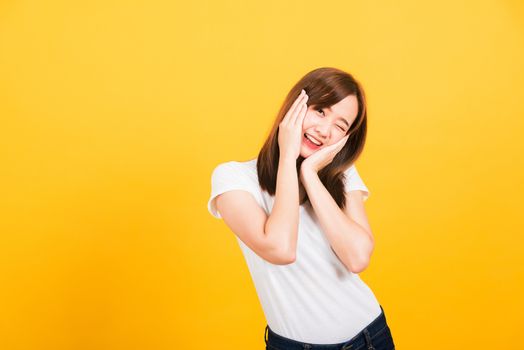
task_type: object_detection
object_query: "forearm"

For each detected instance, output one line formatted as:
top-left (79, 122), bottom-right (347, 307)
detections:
top-left (300, 168), bottom-right (373, 272)
top-left (264, 155), bottom-right (299, 259)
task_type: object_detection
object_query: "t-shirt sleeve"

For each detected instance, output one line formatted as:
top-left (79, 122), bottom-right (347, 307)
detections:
top-left (207, 162), bottom-right (263, 219)
top-left (344, 165), bottom-right (370, 202)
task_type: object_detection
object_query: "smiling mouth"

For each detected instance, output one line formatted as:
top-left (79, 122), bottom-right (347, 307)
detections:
top-left (303, 133), bottom-right (323, 149)
top-left (304, 133), bottom-right (323, 146)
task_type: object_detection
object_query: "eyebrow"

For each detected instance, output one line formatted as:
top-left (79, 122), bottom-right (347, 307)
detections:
top-left (325, 106), bottom-right (350, 128)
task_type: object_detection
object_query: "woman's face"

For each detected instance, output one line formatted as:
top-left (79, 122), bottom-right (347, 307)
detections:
top-left (300, 94), bottom-right (359, 158)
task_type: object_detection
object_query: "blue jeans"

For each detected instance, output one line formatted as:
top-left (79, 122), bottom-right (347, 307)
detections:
top-left (264, 305), bottom-right (395, 350)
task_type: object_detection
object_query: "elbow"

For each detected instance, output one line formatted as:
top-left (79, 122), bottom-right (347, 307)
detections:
top-left (347, 243), bottom-right (374, 273)
top-left (269, 252), bottom-right (295, 265)
top-left (278, 250), bottom-right (296, 265)
top-left (267, 242), bottom-right (296, 265)
top-left (265, 228), bottom-right (297, 265)
top-left (274, 239), bottom-right (297, 265)
top-left (348, 258), bottom-right (370, 273)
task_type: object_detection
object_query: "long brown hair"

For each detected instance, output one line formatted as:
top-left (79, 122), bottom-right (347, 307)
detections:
top-left (256, 67), bottom-right (368, 210)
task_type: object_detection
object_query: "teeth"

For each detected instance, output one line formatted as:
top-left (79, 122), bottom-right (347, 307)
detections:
top-left (305, 134), bottom-right (322, 146)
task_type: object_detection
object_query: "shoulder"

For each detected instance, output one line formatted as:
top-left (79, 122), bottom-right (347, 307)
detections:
top-left (343, 163), bottom-right (370, 201)
top-left (343, 164), bottom-right (357, 181)
top-left (222, 158), bottom-right (257, 177)
top-left (208, 158), bottom-right (265, 218)
top-left (211, 158), bottom-right (258, 183)
top-left (234, 158), bottom-right (258, 178)
top-left (210, 161), bottom-right (234, 180)
top-left (211, 160), bottom-right (236, 172)
top-left (344, 164), bottom-right (356, 174)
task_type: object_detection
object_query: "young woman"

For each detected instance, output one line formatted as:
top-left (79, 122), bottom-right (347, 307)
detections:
top-left (207, 67), bottom-right (396, 350)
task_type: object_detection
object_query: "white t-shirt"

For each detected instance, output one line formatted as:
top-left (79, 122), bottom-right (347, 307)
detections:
top-left (207, 158), bottom-right (382, 344)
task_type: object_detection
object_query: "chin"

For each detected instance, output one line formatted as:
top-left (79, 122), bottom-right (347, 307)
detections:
top-left (300, 147), bottom-right (314, 158)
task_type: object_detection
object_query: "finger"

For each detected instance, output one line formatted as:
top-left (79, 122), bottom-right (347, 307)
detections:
top-left (292, 97), bottom-right (308, 125)
top-left (289, 92), bottom-right (308, 124)
top-left (282, 89), bottom-right (306, 124)
top-left (337, 136), bottom-right (350, 150)
top-left (329, 136), bottom-right (348, 151)
top-left (338, 135), bottom-right (349, 143)
top-left (337, 136), bottom-right (349, 148)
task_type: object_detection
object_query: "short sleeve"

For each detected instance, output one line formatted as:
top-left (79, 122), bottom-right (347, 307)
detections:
top-left (207, 162), bottom-right (263, 219)
top-left (344, 165), bottom-right (370, 202)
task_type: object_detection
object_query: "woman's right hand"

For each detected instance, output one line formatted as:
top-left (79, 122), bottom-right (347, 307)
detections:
top-left (278, 89), bottom-right (309, 160)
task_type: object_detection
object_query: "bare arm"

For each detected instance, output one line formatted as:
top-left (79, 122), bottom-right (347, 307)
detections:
top-left (214, 157), bottom-right (300, 265)
top-left (215, 89), bottom-right (307, 264)
top-left (300, 168), bottom-right (374, 273)
top-left (264, 155), bottom-right (300, 262)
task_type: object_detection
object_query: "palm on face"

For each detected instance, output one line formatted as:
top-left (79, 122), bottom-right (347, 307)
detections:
top-left (301, 135), bottom-right (349, 173)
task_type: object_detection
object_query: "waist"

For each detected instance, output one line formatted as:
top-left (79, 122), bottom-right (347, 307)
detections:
top-left (265, 305), bottom-right (390, 350)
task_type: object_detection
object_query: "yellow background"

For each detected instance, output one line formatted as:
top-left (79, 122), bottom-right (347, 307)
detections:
top-left (1, 0), bottom-right (523, 349)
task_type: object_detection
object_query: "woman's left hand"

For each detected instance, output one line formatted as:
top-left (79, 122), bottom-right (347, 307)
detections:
top-left (301, 135), bottom-right (350, 174)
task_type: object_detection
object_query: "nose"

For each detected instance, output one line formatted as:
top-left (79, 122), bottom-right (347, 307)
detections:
top-left (313, 124), bottom-right (330, 142)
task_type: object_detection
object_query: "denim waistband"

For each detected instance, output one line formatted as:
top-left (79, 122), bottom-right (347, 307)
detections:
top-left (265, 305), bottom-right (388, 350)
